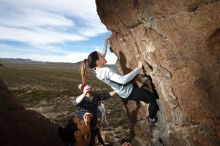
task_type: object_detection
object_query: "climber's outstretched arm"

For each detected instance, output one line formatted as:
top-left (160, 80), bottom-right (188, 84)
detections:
top-left (100, 36), bottom-right (111, 57)
top-left (103, 60), bottom-right (143, 84)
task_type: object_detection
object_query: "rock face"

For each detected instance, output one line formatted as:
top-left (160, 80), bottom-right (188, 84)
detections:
top-left (96, 0), bottom-right (220, 146)
top-left (0, 79), bottom-right (64, 146)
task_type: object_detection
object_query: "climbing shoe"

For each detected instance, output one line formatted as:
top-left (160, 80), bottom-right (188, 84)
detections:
top-left (148, 117), bottom-right (158, 125)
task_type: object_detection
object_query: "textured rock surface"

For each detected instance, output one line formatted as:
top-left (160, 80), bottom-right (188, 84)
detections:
top-left (0, 79), bottom-right (64, 146)
top-left (96, 0), bottom-right (220, 146)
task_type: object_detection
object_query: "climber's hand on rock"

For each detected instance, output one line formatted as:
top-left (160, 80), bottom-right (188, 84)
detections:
top-left (109, 91), bottom-right (116, 96)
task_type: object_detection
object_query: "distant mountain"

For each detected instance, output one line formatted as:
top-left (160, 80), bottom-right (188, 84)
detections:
top-left (0, 58), bottom-right (112, 72)
top-left (0, 58), bottom-right (79, 65)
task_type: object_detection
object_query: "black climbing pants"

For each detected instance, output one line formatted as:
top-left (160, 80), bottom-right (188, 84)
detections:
top-left (95, 128), bottom-right (105, 146)
top-left (127, 86), bottom-right (159, 119)
top-left (89, 127), bottom-right (105, 146)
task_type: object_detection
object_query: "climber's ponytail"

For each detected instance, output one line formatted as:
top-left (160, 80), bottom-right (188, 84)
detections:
top-left (80, 59), bottom-right (87, 93)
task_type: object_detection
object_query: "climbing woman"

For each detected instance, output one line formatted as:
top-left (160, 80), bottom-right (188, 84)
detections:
top-left (87, 36), bottom-right (159, 124)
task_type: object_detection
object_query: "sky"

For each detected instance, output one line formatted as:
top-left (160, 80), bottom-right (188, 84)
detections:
top-left (0, 0), bottom-right (117, 64)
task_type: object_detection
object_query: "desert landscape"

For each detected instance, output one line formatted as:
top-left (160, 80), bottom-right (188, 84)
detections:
top-left (0, 58), bottom-right (130, 144)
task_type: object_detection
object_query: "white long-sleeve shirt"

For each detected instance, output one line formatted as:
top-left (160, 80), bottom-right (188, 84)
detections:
top-left (95, 66), bottom-right (140, 98)
top-left (95, 39), bottom-right (140, 98)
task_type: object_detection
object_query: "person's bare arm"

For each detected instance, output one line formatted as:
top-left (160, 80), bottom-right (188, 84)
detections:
top-left (75, 92), bottom-right (86, 104)
top-left (100, 36), bottom-right (111, 57)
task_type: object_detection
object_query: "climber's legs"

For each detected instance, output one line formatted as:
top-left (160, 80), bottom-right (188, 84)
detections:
top-left (95, 127), bottom-right (106, 146)
top-left (127, 86), bottom-right (159, 119)
top-left (89, 128), bottom-right (96, 146)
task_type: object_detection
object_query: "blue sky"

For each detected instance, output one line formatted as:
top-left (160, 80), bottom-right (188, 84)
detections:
top-left (0, 0), bottom-right (117, 63)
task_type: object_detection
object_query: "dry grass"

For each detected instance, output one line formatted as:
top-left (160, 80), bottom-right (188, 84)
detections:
top-left (0, 61), bottom-right (130, 142)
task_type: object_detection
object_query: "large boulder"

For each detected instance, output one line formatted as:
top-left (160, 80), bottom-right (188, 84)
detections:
top-left (0, 79), bottom-right (64, 146)
top-left (96, 0), bottom-right (220, 146)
